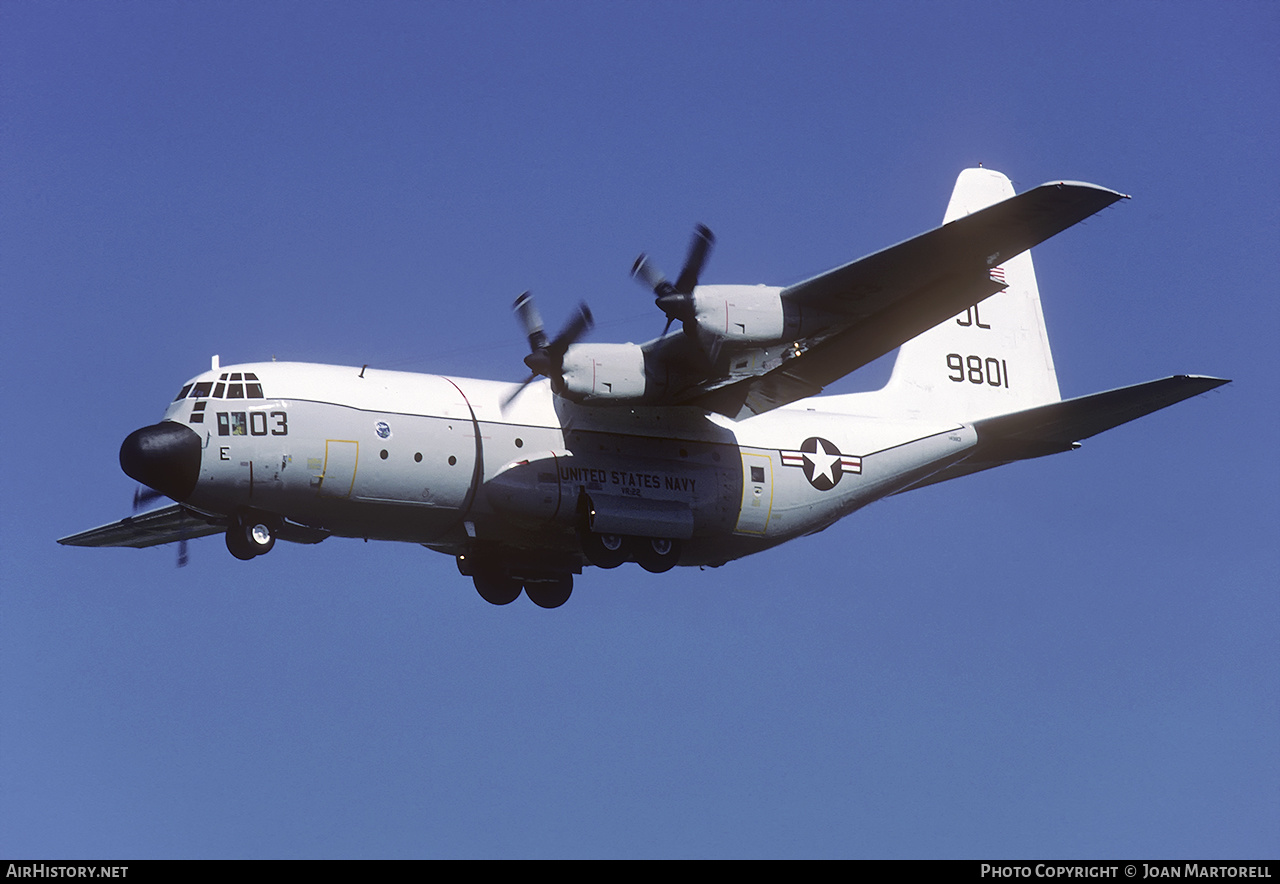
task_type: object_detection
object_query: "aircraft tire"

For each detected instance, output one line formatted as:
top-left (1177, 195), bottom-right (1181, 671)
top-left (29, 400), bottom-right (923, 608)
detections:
top-left (632, 537), bottom-right (680, 574)
top-left (472, 570), bottom-right (522, 606)
top-left (525, 574), bottom-right (573, 609)
top-left (243, 519), bottom-right (275, 556)
top-left (579, 530), bottom-right (627, 569)
top-left (225, 525), bottom-right (257, 560)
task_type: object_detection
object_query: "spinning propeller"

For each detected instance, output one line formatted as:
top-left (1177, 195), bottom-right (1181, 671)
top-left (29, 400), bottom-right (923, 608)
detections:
top-left (631, 223), bottom-right (715, 338)
top-left (132, 485), bottom-right (189, 567)
top-left (503, 291), bottom-right (593, 407)
top-left (133, 486), bottom-right (163, 511)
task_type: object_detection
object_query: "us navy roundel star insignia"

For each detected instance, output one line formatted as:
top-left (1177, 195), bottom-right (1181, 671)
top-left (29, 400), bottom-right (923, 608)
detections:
top-left (780, 437), bottom-right (862, 491)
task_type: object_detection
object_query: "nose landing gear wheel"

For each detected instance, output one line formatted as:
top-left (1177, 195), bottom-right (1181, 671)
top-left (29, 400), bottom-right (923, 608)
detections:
top-left (226, 526), bottom-right (256, 560)
top-left (225, 510), bottom-right (278, 560)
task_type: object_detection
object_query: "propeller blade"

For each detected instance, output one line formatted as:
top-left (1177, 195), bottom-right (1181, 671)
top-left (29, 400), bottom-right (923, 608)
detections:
top-left (503, 297), bottom-right (594, 412)
top-left (631, 254), bottom-right (673, 296)
top-left (513, 291), bottom-right (549, 351)
top-left (501, 374), bottom-right (540, 410)
top-left (133, 486), bottom-right (163, 512)
top-left (547, 302), bottom-right (593, 357)
top-left (632, 225), bottom-right (714, 339)
top-left (673, 224), bottom-right (714, 295)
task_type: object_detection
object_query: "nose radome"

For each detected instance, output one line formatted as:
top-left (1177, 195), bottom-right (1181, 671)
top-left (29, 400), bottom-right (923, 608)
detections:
top-left (119, 422), bottom-right (202, 502)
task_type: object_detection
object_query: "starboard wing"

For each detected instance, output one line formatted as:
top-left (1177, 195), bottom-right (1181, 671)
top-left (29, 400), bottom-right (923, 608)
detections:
top-left (689, 179), bottom-right (1127, 418)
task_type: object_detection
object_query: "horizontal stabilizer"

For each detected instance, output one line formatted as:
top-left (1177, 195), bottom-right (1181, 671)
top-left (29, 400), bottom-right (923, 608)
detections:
top-left (897, 375), bottom-right (1229, 492)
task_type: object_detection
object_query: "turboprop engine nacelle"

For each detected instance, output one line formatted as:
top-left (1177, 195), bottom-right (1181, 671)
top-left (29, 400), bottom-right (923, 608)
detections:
top-left (692, 285), bottom-right (787, 344)
top-left (560, 342), bottom-right (647, 401)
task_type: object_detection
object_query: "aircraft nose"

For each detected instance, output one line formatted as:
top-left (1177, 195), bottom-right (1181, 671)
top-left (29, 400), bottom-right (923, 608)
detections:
top-left (119, 422), bottom-right (202, 502)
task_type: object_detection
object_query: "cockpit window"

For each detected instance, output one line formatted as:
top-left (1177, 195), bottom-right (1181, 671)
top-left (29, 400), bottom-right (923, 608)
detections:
top-left (182, 375), bottom-right (265, 401)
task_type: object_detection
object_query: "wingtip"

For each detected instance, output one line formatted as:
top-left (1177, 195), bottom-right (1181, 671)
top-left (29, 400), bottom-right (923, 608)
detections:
top-left (1046, 179), bottom-right (1130, 202)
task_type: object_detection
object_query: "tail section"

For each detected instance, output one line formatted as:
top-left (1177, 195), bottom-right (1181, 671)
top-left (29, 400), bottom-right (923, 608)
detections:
top-left (881, 168), bottom-right (1062, 422)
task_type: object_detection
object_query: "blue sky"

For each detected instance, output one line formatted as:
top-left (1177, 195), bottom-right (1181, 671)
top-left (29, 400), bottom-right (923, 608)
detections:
top-left (3, 1), bottom-right (1276, 859)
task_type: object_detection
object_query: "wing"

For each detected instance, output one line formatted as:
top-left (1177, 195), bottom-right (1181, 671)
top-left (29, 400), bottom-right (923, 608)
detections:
top-left (58, 504), bottom-right (331, 549)
top-left (894, 375), bottom-right (1231, 492)
top-left (57, 504), bottom-right (224, 549)
top-left (688, 179), bottom-right (1127, 418)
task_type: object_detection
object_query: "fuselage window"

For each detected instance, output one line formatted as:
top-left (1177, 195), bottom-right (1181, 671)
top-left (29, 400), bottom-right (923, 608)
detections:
top-left (217, 412), bottom-right (248, 436)
top-left (190, 401), bottom-right (206, 424)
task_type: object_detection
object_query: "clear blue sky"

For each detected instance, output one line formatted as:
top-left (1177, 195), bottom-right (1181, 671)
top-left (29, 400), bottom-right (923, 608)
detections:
top-left (3, 1), bottom-right (1276, 859)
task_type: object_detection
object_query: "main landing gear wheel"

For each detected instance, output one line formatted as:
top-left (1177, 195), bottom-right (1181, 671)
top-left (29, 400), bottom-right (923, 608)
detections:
top-left (524, 574), bottom-right (574, 609)
top-left (472, 570), bottom-right (522, 606)
top-left (579, 530), bottom-right (627, 569)
top-left (225, 510), bottom-right (277, 560)
top-left (631, 537), bottom-right (680, 573)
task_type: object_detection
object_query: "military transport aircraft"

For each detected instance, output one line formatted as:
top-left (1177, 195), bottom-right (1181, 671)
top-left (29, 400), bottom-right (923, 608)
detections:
top-left (59, 168), bottom-right (1228, 608)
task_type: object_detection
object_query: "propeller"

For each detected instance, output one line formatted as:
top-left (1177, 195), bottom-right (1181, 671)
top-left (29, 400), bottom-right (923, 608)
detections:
top-left (631, 223), bottom-right (714, 337)
top-left (176, 514), bottom-right (189, 568)
top-left (503, 291), bottom-right (594, 407)
top-left (133, 486), bottom-right (164, 511)
top-left (132, 485), bottom-right (189, 568)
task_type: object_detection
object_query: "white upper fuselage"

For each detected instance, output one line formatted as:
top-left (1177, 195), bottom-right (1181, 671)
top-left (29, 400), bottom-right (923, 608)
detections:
top-left (162, 360), bottom-right (978, 567)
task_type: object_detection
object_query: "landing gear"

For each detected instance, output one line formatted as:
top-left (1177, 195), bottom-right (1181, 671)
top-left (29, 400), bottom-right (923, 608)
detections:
top-left (225, 509), bottom-right (278, 560)
top-left (472, 569), bottom-right (523, 606)
top-left (631, 536), bottom-right (681, 573)
top-left (463, 551), bottom-right (576, 607)
top-left (524, 574), bottom-right (574, 609)
top-left (579, 530), bottom-right (627, 569)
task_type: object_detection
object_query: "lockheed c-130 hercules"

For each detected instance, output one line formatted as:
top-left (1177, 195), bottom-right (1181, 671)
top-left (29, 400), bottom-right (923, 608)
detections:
top-left (60, 168), bottom-right (1228, 608)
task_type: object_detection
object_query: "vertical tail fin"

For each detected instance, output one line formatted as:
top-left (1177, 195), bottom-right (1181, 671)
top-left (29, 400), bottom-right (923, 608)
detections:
top-left (881, 168), bottom-right (1062, 421)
